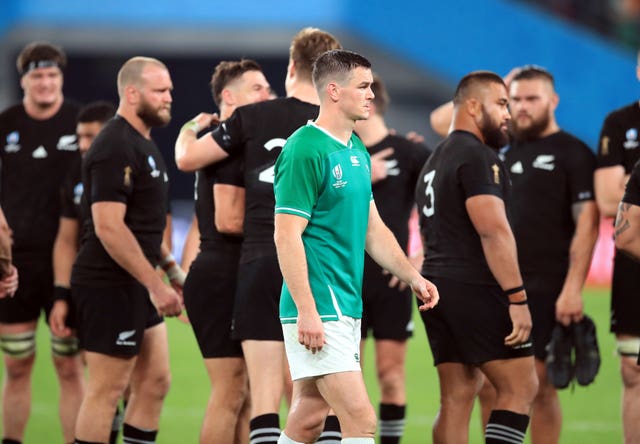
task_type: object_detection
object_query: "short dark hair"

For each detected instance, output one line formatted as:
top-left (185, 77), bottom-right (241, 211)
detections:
top-left (16, 41), bottom-right (67, 76)
top-left (209, 59), bottom-right (263, 107)
top-left (290, 27), bottom-right (342, 82)
top-left (77, 101), bottom-right (115, 124)
top-left (312, 49), bottom-right (372, 92)
top-left (511, 64), bottom-right (555, 88)
top-left (371, 73), bottom-right (390, 115)
top-left (453, 71), bottom-right (505, 106)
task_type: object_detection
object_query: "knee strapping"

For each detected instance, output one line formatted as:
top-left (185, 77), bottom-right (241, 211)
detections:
top-left (51, 333), bottom-right (80, 357)
top-left (616, 338), bottom-right (640, 358)
top-left (0, 331), bottom-right (36, 359)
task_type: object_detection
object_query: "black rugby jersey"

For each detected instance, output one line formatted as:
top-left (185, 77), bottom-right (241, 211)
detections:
top-left (60, 155), bottom-right (90, 242)
top-left (211, 97), bottom-right (319, 262)
top-left (368, 134), bottom-right (431, 249)
top-left (71, 116), bottom-right (169, 286)
top-left (503, 131), bottom-right (595, 275)
top-left (195, 155), bottom-right (243, 251)
top-left (415, 130), bottom-right (510, 285)
top-left (0, 101), bottom-right (80, 261)
top-left (597, 101), bottom-right (640, 172)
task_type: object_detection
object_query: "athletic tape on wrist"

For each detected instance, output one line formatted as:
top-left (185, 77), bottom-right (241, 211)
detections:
top-left (181, 120), bottom-right (200, 134)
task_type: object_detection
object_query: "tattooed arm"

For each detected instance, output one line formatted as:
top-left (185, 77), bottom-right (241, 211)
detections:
top-left (614, 202), bottom-right (640, 260)
top-left (555, 201), bottom-right (599, 326)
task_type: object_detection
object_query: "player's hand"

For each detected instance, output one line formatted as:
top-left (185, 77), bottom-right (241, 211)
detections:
top-left (411, 276), bottom-right (439, 311)
top-left (405, 131), bottom-right (425, 144)
top-left (49, 300), bottom-right (72, 337)
top-left (555, 289), bottom-right (583, 327)
top-left (296, 306), bottom-right (325, 354)
top-left (0, 265), bottom-right (18, 298)
top-left (189, 112), bottom-right (220, 133)
top-left (370, 148), bottom-right (394, 184)
top-left (149, 279), bottom-right (183, 317)
top-left (505, 304), bottom-right (532, 347)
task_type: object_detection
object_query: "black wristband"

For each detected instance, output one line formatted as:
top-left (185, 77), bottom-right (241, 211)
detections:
top-left (509, 299), bottom-right (528, 305)
top-left (504, 285), bottom-right (525, 296)
top-left (53, 285), bottom-right (71, 302)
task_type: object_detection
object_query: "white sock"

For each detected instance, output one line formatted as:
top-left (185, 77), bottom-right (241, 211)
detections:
top-left (278, 432), bottom-right (304, 444)
top-left (341, 439), bottom-right (375, 444)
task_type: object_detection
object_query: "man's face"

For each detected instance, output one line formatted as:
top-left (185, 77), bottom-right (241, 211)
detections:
top-left (21, 66), bottom-right (63, 109)
top-left (229, 70), bottom-right (271, 107)
top-left (478, 82), bottom-right (511, 149)
top-left (509, 78), bottom-right (554, 142)
top-left (76, 121), bottom-right (105, 155)
top-left (339, 66), bottom-right (375, 121)
top-left (135, 65), bottom-right (173, 128)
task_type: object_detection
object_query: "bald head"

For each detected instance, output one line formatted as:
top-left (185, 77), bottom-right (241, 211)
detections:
top-left (117, 56), bottom-right (168, 98)
top-left (453, 71), bottom-right (506, 107)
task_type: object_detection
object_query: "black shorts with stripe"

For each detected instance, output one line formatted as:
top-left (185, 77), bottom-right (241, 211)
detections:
top-left (418, 275), bottom-right (533, 365)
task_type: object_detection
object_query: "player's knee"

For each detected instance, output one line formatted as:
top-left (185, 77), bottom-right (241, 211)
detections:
top-left (50, 333), bottom-right (80, 358)
top-left (52, 353), bottom-right (83, 381)
top-left (138, 369), bottom-right (172, 400)
top-left (0, 330), bottom-right (36, 361)
top-left (620, 357), bottom-right (640, 388)
top-left (344, 403), bottom-right (377, 436)
top-left (441, 382), bottom-right (478, 407)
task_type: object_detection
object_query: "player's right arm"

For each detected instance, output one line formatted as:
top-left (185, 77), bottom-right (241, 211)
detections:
top-left (429, 101), bottom-right (453, 137)
top-left (466, 194), bottom-right (532, 347)
top-left (614, 202), bottom-right (640, 260)
top-left (174, 112), bottom-right (228, 172)
top-left (594, 166), bottom-right (628, 217)
top-left (49, 216), bottom-right (79, 336)
top-left (274, 212), bottom-right (324, 353)
top-left (92, 201), bottom-right (182, 317)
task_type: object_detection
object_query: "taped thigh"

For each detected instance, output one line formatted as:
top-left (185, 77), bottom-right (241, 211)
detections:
top-left (616, 337), bottom-right (640, 358)
top-left (51, 333), bottom-right (80, 357)
top-left (0, 331), bottom-right (36, 359)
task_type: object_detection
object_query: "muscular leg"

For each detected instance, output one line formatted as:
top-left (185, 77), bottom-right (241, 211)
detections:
top-left (530, 359), bottom-right (561, 444)
top-left (281, 377), bottom-right (331, 443)
top-left (75, 352), bottom-right (135, 442)
top-left (242, 340), bottom-right (285, 416)
top-left (375, 339), bottom-right (407, 444)
top-left (618, 335), bottom-right (640, 444)
top-left (477, 375), bottom-right (496, 432)
top-left (125, 323), bottom-right (171, 431)
top-left (480, 356), bottom-right (538, 444)
top-left (200, 357), bottom-right (248, 444)
top-left (317, 371), bottom-right (376, 439)
top-left (235, 392), bottom-right (251, 444)
top-left (433, 362), bottom-right (483, 444)
top-left (0, 320), bottom-right (37, 442)
top-left (52, 352), bottom-right (85, 444)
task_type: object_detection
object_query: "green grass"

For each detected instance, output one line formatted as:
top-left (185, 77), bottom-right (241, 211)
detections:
top-left (0, 287), bottom-right (622, 443)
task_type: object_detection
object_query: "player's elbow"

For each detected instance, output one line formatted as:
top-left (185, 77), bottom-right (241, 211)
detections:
top-left (175, 151), bottom-right (198, 173)
top-left (215, 219), bottom-right (242, 235)
top-left (595, 196), bottom-right (618, 218)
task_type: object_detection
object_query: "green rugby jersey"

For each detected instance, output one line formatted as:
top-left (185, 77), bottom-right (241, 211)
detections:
top-left (274, 122), bottom-right (372, 324)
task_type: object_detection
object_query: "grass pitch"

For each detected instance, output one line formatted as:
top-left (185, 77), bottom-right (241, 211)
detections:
top-left (0, 287), bottom-right (622, 443)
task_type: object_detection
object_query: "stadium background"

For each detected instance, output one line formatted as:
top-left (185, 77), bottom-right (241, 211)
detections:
top-left (0, 0), bottom-right (637, 441)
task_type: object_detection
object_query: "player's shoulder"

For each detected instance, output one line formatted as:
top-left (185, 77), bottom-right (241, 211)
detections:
top-left (603, 101), bottom-right (639, 125)
top-left (0, 103), bottom-right (25, 126)
top-left (554, 131), bottom-right (594, 157)
top-left (86, 117), bottom-right (136, 158)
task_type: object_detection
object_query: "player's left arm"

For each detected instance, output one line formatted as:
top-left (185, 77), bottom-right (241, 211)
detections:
top-left (365, 201), bottom-right (438, 311)
top-left (614, 202), bottom-right (640, 260)
top-left (555, 200), bottom-right (599, 326)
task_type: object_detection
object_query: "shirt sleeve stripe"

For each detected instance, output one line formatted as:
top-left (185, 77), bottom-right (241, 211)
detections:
top-left (274, 206), bottom-right (312, 218)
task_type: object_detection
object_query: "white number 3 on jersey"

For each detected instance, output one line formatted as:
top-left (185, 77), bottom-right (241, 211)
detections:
top-left (422, 170), bottom-right (436, 217)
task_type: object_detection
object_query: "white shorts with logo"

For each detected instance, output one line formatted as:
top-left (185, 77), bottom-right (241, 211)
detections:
top-left (282, 316), bottom-right (362, 380)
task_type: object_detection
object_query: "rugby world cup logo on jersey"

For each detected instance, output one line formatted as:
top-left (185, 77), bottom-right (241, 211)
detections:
top-left (73, 183), bottom-right (84, 205)
top-left (624, 128), bottom-right (638, 149)
top-left (148, 155), bottom-right (161, 178)
top-left (4, 131), bottom-right (20, 153)
top-left (332, 163), bottom-right (348, 189)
